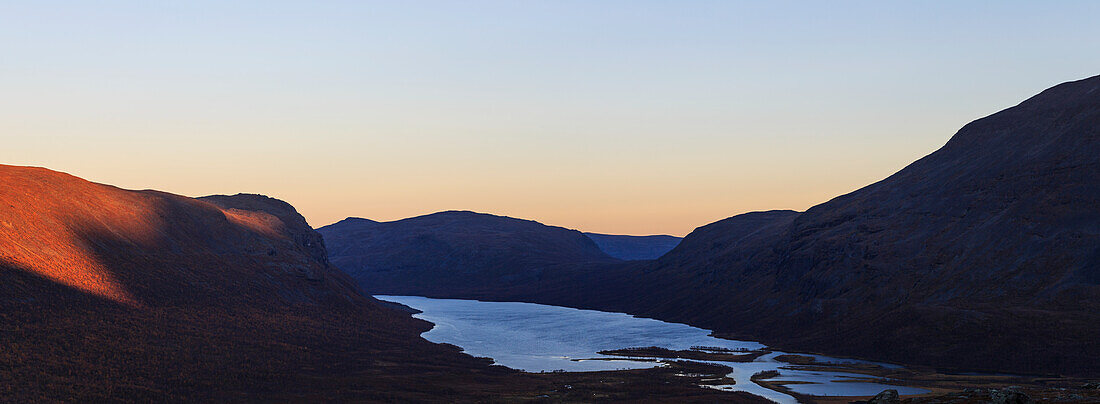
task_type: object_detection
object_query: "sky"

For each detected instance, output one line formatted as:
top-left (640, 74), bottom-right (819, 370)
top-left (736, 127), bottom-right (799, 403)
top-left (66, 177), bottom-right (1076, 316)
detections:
top-left (2, 1), bottom-right (1099, 236)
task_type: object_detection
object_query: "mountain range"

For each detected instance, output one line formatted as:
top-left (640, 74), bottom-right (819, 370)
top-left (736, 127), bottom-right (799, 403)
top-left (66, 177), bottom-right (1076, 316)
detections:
top-left (318, 75), bottom-right (1100, 377)
top-left (5, 73), bottom-right (1098, 401)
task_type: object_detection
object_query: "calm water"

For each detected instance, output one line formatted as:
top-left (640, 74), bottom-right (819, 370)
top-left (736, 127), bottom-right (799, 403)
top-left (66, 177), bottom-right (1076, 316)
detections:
top-left (377, 295), bottom-right (927, 403)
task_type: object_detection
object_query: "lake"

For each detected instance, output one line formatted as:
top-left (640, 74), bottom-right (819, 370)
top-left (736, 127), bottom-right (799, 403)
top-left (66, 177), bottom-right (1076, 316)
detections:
top-left (377, 295), bottom-right (928, 403)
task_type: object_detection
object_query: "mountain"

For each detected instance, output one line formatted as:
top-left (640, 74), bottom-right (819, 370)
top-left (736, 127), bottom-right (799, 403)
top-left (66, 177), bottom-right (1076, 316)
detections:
top-left (0, 166), bottom-right (526, 401)
top-left (605, 75), bottom-right (1100, 376)
top-left (583, 233), bottom-right (682, 260)
top-left (317, 211), bottom-right (619, 297)
top-left (320, 75), bottom-right (1100, 377)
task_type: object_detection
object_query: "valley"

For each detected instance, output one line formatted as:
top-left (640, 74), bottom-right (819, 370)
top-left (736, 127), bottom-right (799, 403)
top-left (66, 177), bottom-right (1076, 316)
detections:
top-left (323, 75), bottom-right (1100, 380)
top-left (7, 3), bottom-right (1099, 402)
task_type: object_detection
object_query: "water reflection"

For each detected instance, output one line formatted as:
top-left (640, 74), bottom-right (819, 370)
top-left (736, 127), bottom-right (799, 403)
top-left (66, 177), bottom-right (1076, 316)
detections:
top-left (377, 295), bottom-right (928, 403)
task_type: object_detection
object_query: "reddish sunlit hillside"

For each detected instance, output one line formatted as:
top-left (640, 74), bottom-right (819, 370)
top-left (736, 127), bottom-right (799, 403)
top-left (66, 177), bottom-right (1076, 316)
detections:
top-left (0, 164), bottom-right (361, 308)
top-left (0, 164), bottom-right (759, 402)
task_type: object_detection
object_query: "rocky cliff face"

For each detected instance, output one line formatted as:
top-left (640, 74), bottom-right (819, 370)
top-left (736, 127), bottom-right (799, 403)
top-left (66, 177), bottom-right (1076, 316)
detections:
top-left (200, 193), bottom-right (333, 281)
top-left (317, 211), bottom-right (618, 296)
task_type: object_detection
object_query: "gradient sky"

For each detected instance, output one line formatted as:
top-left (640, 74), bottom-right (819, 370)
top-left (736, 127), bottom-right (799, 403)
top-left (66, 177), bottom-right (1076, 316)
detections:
top-left (3, 1), bottom-right (1099, 236)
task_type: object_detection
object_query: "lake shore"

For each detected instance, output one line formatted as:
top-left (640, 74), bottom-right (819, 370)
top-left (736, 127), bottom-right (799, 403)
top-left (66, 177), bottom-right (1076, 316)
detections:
top-left (380, 295), bottom-right (1100, 403)
top-left (754, 354), bottom-right (1100, 403)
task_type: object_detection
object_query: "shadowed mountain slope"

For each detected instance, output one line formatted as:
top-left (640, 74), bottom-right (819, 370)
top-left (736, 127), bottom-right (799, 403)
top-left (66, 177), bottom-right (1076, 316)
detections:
top-left (317, 211), bottom-right (619, 296)
top-left (606, 75), bottom-right (1100, 376)
top-left (583, 233), bottom-right (682, 260)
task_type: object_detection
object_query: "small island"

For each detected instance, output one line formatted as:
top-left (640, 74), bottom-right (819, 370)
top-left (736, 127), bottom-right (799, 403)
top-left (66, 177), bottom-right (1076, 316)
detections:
top-left (598, 346), bottom-right (772, 363)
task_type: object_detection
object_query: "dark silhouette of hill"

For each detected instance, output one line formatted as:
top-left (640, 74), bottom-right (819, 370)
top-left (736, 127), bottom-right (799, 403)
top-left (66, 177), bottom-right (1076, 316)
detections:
top-left (317, 211), bottom-right (619, 296)
top-left (576, 75), bottom-right (1100, 376)
top-left (584, 233), bottom-right (682, 260)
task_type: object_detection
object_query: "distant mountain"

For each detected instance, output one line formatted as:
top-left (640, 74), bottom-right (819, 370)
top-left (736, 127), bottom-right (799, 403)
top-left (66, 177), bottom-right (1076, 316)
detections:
top-left (584, 233), bottom-right (682, 260)
top-left (317, 211), bottom-right (619, 296)
top-left (0, 166), bottom-right (517, 401)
